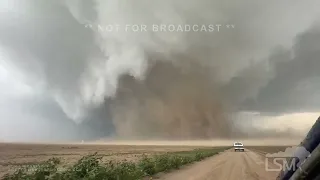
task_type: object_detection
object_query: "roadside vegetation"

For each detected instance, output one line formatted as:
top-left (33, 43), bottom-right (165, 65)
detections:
top-left (3, 147), bottom-right (228, 180)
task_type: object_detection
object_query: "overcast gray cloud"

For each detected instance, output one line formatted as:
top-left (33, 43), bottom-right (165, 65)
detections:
top-left (226, 24), bottom-right (320, 115)
top-left (0, 0), bottom-right (319, 141)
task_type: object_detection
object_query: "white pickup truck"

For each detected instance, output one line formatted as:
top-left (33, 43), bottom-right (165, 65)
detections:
top-left (233, 142), bottom-right (244, 152)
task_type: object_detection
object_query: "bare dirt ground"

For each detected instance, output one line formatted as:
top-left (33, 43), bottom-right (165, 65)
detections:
top-left (156, 148), bottom-right (282, 180)
top-left (0, 143), bottom-right (215, 178)
top-left (0, 143), bottom-right (289, 179)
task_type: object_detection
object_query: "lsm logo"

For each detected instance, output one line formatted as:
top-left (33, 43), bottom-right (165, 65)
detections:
top-left (265, 146), bottom-right (310, 172)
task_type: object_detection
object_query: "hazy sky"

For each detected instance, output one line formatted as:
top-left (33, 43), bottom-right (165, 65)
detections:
top-left (0, 0), bottom-right (320, 142)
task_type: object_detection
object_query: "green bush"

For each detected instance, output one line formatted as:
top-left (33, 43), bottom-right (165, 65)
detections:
top-left (3, 147), bottom-right (228, 180)
top-left (137, 155), bottom-right (156, 176)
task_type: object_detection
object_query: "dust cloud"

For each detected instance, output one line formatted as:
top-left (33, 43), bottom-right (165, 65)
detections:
top-left (109, 62), bottom-right (232, 139)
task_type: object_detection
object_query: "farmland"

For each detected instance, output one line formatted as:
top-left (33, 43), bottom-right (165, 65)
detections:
top-left (0, 143), bottom-right (291, 179)
top-left (0, 143), bottom-right (228, 179)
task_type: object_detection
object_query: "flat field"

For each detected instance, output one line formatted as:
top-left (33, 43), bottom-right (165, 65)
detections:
top-left (0, 143), bottom-right (222, 178)
top-left (245, 146), bottom-right (291, 153)
top-left (0, 143), bottom-right (290, 179)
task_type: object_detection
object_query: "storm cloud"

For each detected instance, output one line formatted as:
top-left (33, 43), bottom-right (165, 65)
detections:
top-left (0, 0), bottom-right (319, 141)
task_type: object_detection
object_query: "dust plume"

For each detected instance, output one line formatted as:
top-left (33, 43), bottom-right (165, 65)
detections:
top-left (109, 61), bottom-right (232, 139)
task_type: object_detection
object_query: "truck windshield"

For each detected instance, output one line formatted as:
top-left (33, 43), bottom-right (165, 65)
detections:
top-left (235, 143), bottom-right (242, 145)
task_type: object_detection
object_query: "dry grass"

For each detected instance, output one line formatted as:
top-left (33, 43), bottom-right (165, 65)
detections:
top-left (0, 143), bottom-right (218, 178)
top-left (247, 146), bottom-right (291, 154)
top-left (0, 143), bottom-right (291, 178)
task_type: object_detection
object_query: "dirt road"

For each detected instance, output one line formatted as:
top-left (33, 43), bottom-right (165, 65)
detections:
top-left (157, 148), bottom-right (280, 180)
